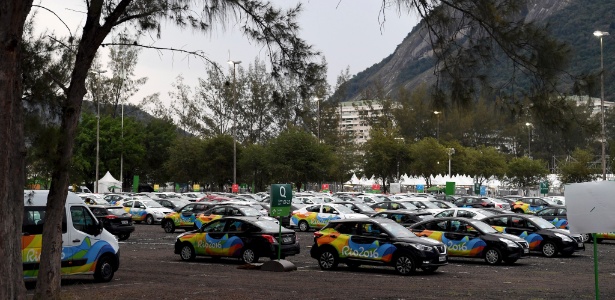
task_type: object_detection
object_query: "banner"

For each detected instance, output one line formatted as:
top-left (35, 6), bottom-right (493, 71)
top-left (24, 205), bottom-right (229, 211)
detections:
top-left (132, 175), bottom-right (139, 193)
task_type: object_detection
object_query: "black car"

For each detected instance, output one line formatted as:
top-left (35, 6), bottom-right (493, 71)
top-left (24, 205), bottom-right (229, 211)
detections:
top-left (333, 201), bottom-right (378, 216)
top-left (480, 214), bottom-right (584, 257)
top-left (409, 217), bottom-right (529, 265)
top-left (370, 201), bottom-right (420, 212)
top-left (534, 206), bottom-right (569, 229)
top-left (89, 205), bottom-right (135, 241)
top-left (310, 218), bottom-right (447, 275)
top-left (454, 196), bottom-right (496, 208)
top-left (175, 216), bottom-right (300, 263)
top-left (372, 209), bottom-right (433, 226)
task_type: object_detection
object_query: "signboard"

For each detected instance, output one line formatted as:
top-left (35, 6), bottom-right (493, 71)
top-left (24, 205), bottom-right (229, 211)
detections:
top-left (193, 184), bottom-right (200, 192)
top-left (445, 182), bottom-right (455, 196)
top-left (232, 183), bottom-right (239, 193)
top-left (474, 183), bottom-right (480, 194)
top-left (372, 184), bottom-right (381, 191)
top-left (480, 186), bottom-right (487, 196)
top-left (416, 184), bottom-right (424, 192)
top-left (154, 184), bottom-right (159, 192)
top-left (132, 175), bottom-right (139, 193)
top-left (270, 184), bottom-right (292, 217)
top-left (321, 184), bottom-right (330, 192)
top-left (390, 183), bottom-right (401, 194)
top-left (540, 181), bottom-right (549, 195)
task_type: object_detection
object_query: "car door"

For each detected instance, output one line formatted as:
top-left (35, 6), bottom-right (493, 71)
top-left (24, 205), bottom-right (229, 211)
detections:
top-left (347, 222), bottom-right (395, 262)
top-left (316, 205), bottom-right (340, 227)
top-left (194, 219), bottom-right (235, 257)
top-left (444, 220), bottom-right (486, 257)
top-left (506, 216), bottom-right (543, 250)
top-left (68, 205), bottom-right (103, 274)
top-left (131, 200), bottom-right (147, 221)
top-left (178, 203), bottom-right (196, 225)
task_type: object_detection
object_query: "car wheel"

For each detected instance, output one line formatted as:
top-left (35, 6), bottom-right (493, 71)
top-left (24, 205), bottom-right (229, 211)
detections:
top-left (346, 262), bottom-right (361, 269)
top-left (421, 266), bottom-right (439, 274)
top-left (241, 247), bottom-right (259, 264)
top-left (93, 255), bottom-right (115, 282)
top-left (541, 241), bottom-right (558, 257)
top-left (394, 253), bottom-right (416, 275)
top-left (163, 220), bottom-right (175, 233)
top-left (145, 215), bottom-right (155, 225)
top-left (117, 233), bottom-right (130, 241)
top-left (484, 247), bottom-right (502, 265)
top-left (580, 234), bottom-right (591, 243)
top-left (503, 258), bottom-right (518, 265)
top-left (318, 248), bottom-right (339, 271)
top-left (298, 220), bottom-right (310, 232)
top-left (179, 243), bottom-right (196, 261)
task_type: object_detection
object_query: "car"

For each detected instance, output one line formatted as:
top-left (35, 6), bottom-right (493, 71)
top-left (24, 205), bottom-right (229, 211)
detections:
top-left (370, 201), bottom-right (420, 212)
top-left (161, 202), bottom-right (219, 233)
top-left (372, 209), bottom-right (434, 226)
top-left (429, 199), bottom-right (458, 209)
top-left (182, 192), bottom-right (206, 202)
top-left (195, 204), bottom-right (276, 229)
top-left (333, 201), bottom-right (378, 216)
top-left (260, 203), bottom-right (302, 227)
top-left (480, 214), bottom-right (584, 257)
top-left (78, 193), bottom-right (111, 205)
top-left (89, 205), bottom-right (135, 241)
top-left (534, 206), bottom-right (569, 229)
top-left (103, 193), bottom-right (130, 205)
top-left (357, 194), bottom-right (392, 203)
top-left (544, 196), bottom-right (566, 205)
top-left (290, 203), bottom-right (368, 232)
top-left (155, 199), bottom-right (191, 211)
top-left (396, 197), bottom-right (444, 215)
top-left (484, 197), bottom-right (511, 210)
top-left (480, 208), bottom-right (509, 215)
top-left (310, 218), bottom-right (447, 275)
top-left (453, 196), bottom-right (496, 209)
top-left (174, 216), bottom-right (300, 263)
top-left (512, 197), bottom-right (555, 214)
top-left (434, 208), bottom-right (496, 220)
top-left (434, 194), bottom-right (459, 203)
top-left (409, 217), bottom-right (530, 265)
top-left (122, 199), bottom-right (174, 225)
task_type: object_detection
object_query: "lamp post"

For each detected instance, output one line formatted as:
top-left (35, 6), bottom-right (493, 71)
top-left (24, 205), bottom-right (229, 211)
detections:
top-left (91, 69), bottom-right (106, 193)
top-left (314, 97), bottom-right (320, 142)
top-left (433, 111), bottom-right (441, 139)
top-left (228, 59), bottom-right (241, 188)
top-left (525, 122), bottom-right (532, 158)
top-left (394, 137), bottom-right (405, 183)
top-left (594, 30), bottom-right (609, 180)
top-left (447, 148), bottom-right (455, 177)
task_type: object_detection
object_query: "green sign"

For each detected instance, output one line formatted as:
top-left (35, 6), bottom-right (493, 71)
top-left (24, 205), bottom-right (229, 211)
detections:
top-left (270, 184), bottom-right (292, 217)
top-left (474, 183), bottom-right (480, 194)
top-left (132, 175), bottom-right (139, 193)
top-left (540, 181), bottom-right (549, 195)
top-left (445, 181), bottom-right (456, 196)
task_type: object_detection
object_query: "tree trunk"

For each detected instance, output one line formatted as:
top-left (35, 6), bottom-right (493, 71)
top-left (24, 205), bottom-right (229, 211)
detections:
top-left (0, 1), bottom-right (33, 299)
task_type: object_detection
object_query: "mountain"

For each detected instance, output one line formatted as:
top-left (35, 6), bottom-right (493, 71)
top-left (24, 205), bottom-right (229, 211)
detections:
top-left (334, 0), bottom-right (615, 103)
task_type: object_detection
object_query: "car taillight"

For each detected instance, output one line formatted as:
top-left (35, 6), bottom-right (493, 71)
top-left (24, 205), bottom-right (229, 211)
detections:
top-left (262, 234), bottom-right (276, 243)
top-left (313, 232), bottom-right (323, 238)
top-left (105, 215), bottom-right (117, 219)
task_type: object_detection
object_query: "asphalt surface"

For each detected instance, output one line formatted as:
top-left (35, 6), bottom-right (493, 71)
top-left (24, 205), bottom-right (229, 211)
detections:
top-left (27, 223), bottom-right (615, 299)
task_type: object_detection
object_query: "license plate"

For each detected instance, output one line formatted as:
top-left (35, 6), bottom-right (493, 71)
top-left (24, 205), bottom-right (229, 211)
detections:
top-left (282, 237), bottom-right (292, 243)
top-left (121, 220), bottom-right (128, 225)
top-left (578, 243), bottom-right (583, 248)
top-left (523, 248), bottom-right (529, 254)
top-left (438, 256), bottom-right (446, 262)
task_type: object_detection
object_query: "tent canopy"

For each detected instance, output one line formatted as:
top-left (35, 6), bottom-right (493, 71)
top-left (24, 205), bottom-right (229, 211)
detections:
top-left (97, 171), bottom-right (121, 193)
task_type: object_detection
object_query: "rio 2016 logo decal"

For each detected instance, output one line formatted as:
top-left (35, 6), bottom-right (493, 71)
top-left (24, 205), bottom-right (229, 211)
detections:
top-left (341, 239), bottom-right (396, 262)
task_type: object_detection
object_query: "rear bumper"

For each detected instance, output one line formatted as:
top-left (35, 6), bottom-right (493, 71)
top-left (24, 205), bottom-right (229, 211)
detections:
top-left (270, 241), bottom-right (301, 258)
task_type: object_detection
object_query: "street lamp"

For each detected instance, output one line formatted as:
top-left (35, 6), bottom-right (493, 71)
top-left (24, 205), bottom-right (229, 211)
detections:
top-left (525, 122), bottom-right (532, 158)
top-left (314, 97), bottom-right (320, 142)
top-left (228, 59), bottom-right (241, 189)
top-left (447, 148), bottom-right (455, 177)
top-left (394, 137), bottom-right (405, 182)
top-left (91, 69), bottom-right (106, 193)
top-left (594, 30), bottom-right (609, 180)
top-left (433, 111), bottom-right (441, 139)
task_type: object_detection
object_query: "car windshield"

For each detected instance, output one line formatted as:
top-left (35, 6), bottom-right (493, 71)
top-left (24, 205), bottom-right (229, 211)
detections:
top-left (380, 221), bottom-right (417, 238)
top-left (529, 217), bottom-right (556, 229)
top-left (470, 221), bottom-right (498, 233)
top-left (239, 207), bottom-right (262, 216)
top-left (143, 200), bottom-right (164, 208)
top-left (333, 205), bottom-right (354, 214)
top-left (353, 203), bottom-right (375, 212)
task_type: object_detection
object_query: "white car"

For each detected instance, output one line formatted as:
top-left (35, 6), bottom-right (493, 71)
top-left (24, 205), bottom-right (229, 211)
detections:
top-left (78, 193), bottom-right (111, 205)
top-left (396, 197), bottom-right (444, 215)
top-left (122, 199), bottom-right (173, 225)
top-left (290, 203), bottom-right (368, 231)
top-left (433, 208), bottom-right (496, 220)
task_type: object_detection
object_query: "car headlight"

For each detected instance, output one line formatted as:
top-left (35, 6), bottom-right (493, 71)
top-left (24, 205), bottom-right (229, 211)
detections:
top-left (153, 211), bottom-right (162, 216)
top-left (555, 233), bottom-right (573, 242)
top-left (410, 243), bottom-right (434, 251)
top-left (499, 238), bottom-right (519, 248)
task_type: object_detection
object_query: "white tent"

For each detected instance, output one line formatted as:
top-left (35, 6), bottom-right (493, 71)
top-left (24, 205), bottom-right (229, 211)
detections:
top-left (97, 171), bottom-right (122, 193)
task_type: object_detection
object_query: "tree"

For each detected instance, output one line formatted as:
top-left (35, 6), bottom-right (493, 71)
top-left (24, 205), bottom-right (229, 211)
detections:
top-left (363, 128), bottom-right (409, 193)
top-left (2, 1), bottom-right (320, 298)
top-left (202, 135), bottom-right (236, 191)
top-left (238, 143), bottom-right (270, 192)
top-left (559, 148), bottom-right (600, 184)
top-left (465, 145), bottom-right (508, 185)
top-left (164, 136), bottom-right (206, 185)
top-left (408, 138), bottom-right (447, 187)
top-left (505, 157), bottom-right (549, 191)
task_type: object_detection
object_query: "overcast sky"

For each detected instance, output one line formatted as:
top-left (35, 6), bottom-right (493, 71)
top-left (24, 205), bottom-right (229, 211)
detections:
top-left (32, 0), bottom-right (421, 105)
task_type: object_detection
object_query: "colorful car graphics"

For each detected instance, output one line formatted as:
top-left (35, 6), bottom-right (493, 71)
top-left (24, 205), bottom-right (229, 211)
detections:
top-left (124, 207), bottom-right (148, 221)
top-left (548, 218), bottom-right (568, 229)
top-left (165, 212), bottom-right (196, 227)
top-left (492, 226), bottom-right (544, 250)
top-left (195, 214), bottom-right (223, 229)
top-left (22, 235), bottom-right (115, 278)
top-left (178, 232), bottom-right (244, 257)
top-left (594, 233), bottom-right (615, 240)
top-left (291, 212), bottom-right (341, 229)
top-left (315, 228), bottom-right (396, 262)
top-left (415, 230), bottom-right (486, 257)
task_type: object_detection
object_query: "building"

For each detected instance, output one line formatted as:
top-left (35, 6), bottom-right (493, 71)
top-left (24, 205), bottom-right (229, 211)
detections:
top-left (338, 100), bottom-right (383, 144)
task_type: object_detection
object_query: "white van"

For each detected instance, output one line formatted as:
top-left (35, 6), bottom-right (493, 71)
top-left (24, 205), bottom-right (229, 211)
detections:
top-left (23, 190), bottom-right (120, 282)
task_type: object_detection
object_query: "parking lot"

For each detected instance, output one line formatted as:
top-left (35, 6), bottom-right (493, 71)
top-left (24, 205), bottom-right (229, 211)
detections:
top-left (32, 223), bottom-right (615, 299)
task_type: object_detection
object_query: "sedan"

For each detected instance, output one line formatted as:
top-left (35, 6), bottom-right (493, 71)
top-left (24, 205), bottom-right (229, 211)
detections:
top-left (161, 202), bottom-right (218, 233)
top-left (372, 209), bottom-right (433, 226)
top-left (370, 201), bottom-right (420, 212)
top-left (434, 208), bottom-right (496, 220)
top-left (89, 205), bottom-right (135, 241)
top-left (481, 214), bottom-right (584, 257)
top-left (175, 216), bottom-right (300, 263)
top-left (333, 201), bottom-right (378, 217)
top-left (290, 203), bottom-right (368, 232)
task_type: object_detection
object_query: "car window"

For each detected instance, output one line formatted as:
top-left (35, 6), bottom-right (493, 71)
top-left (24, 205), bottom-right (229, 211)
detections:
top-left (373, 203), bottom-right (387, 209)
top-left (537, 208), bottom-right (554, 216)
top-left (458, 210), bottom-right (476, 218)
top-left (435, 210), bottom-right (454, 218)
top-left (305, 205), bottom-right (320, 213)
top-left (322, 205), bottom-right (334, 213)
top-left (360, 223), bottom-right (383, 236)
top-left (203, 220), bottom-right (227, 233)
top-left (211, 207), bottom-right (227, 215)
top-left (123, 201), bottom-right (133, 208)
top-left (557, 208), bottom-right (567, 216)
top-left (390, 203), bottom-right (401, 209)
top-left (181, 205), bottom-right (194, 213)
top-left (511, 216), bottom-right (527, 228)
top-left (333, 222), bottom-right (358, 235)
top-left (486, 216), bottom-right (508, 227)
top-left (424, 220), bottom-right (448, 231)
top-left (90, 207), bottom-right (108, 216)
top-left (228, 220), bottom-right (247, 232)
top-left (70, 206), bottom-right (96, 233)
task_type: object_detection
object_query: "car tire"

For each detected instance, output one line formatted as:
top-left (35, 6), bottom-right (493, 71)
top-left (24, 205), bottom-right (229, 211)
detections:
top-left (179, 243), bottom-right (196, 261)
top-left (394, 253), bottom-right (416, 275)
top-left (163, 220), bottom-right (175, 233)
top-left (93, 255), bottom-right (115, 282)
top-left (541, 241), bottom-right (558, 257)
top-left (580, 234), bottom-right (591, 243)
top-left (484, 247), bottom-right (502, 265)
top-left (421, 266), bottom-right (438, 274)
top-left (145, 215), bottom-right (155, 225)
top-left (117, 233), bottom-right (130, 241)
top-left (241, 247), bottom-right (259, 264)
top-left (318, 247), bottom-right (339, 271)
top-left (298, 220), bottom-right (310, 232)
top-left (503, 258), bottom-right (518, 265)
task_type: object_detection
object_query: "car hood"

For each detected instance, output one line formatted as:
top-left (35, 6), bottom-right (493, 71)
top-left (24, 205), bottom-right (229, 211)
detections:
top-left (397, 236), bottom-right (443, 246)
top-left (549, 228), bottom-right (578, 237)
top-left (150, 208), bottom-right (173, 213)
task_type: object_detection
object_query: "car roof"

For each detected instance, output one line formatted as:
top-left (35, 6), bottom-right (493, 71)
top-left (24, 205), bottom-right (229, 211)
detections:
top-left (328, 217), bottom-right (397, 225)
top-left (373, 209), bottom-right (421, 215)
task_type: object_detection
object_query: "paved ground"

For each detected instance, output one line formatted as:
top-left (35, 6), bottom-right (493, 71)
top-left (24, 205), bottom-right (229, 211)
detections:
top-left (27, 223), bottom-right (615, 299)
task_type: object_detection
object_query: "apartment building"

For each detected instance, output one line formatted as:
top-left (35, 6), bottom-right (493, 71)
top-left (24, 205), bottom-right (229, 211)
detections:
top-left (338, 100), bottom-right (383, 144)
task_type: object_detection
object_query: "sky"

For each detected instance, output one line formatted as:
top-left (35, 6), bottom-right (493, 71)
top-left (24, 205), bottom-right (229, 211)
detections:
top-left (32, 0), bottom-right (421, 106)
